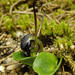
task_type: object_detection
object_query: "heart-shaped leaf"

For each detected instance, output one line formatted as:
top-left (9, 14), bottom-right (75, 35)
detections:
top-left (33, 52), bottom-right (62, 75)
top-left (12, 51), bottom-right (36, 66)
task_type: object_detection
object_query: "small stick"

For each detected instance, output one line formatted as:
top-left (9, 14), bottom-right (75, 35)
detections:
top-left (64, 10), bottom-right (75, 14)
top-left (0, 46), bottom-right (13, 49)
top-left (0, 15), bottom-right (4, 27)
top-left (58, 14), bottom-right (65, 21)
top-left (37, 9), bottom-right (45, 37)
top-left (0, 33), bottom-right (5, 40)
top-left (62, 65), bottom-right (65, 75)
top-left (53, 17), bottom-right (60, 24)
top-left (9, 0), bottom-right (26, 15)
top-left (25, 7), bottom-right (38, 12)
top-left (0, 49), bottom-right (21, 63)
top-left (1, 61), bottom-right (22, 66)
top-left (12, 11), bottom-right (53, 21)
top-left (44, 48), bottom-right (58, 52)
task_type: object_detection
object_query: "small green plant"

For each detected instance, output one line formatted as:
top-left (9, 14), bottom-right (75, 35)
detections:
top-left (12, 34), bottom-right (62, 75)
top-left (12, 51), bottom-right (62, 75)
top-left (12, 1), bottom-right (63, 75)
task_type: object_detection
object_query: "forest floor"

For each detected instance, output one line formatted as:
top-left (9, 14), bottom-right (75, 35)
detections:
top-left (0, 0), bottom-right (75, 75)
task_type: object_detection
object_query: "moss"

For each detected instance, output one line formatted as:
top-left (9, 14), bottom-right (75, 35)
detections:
top-left (35, 17), bottom-right (72, 37)
top-left (54, 36), bottom-right (73, 51)
top-left (57, 9), bottom-right (64, 14)
top-left (17, 14), bottom-right (31, 30)
top-left (71, 4), bottom-right (75, 10)
top-left (3, 15), bottom-right (14, 31)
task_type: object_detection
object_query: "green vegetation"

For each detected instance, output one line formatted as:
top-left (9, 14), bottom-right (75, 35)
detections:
top-left (12, 50), bottom-right (62, 75)
top-left (0, 0), bottom-right (75, 74)
top-left (32, 17), bottom-right (72, 37)
top-left (33, 52), bottom-right (62, 75)
top-left (17, 14), bottom-right (31, 30)
top-left (3, 15), bottom-right (14, 31)
top-left (0, 0), bottom-right (74, 52)
top-left (2, 14), bottom-right (72, 38)
top-left (54, 36), bottom-right (73, 50)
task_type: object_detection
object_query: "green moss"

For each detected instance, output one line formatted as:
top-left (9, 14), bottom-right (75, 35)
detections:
top-left (53, 12), bottom-right (58, 17)
top-left (57, 9), bottom-right (64, 14)
top-left (19, 4), bottom-right (28, 10)
top-left (35, 17), bottom-right (72, 37)
top-left (60, 21), bottom-right (72, 37)
top-left (12, 32), bottom-right (16, 38)
top-left (3, 15), bottom-right (14, 31)
top-left (54, 36), bottom-right (73, 50)
top-left (71, 4), bottom-right (75, 10)
top-left (47, 0), bottom-right (53, 2)
top-left (17, 14), bottom-right (31, 30)
top-left (1, 0), bottom-right (7, 5)
top-left (0, 13), bottom-right (3, 17)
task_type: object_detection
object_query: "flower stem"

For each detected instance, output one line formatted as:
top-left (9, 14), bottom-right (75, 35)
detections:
top-left (33, 0), bottom-right (37, 49)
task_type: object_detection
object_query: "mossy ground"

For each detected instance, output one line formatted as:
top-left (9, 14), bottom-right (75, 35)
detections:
top-left (0, 0), bottom-right (75, 75)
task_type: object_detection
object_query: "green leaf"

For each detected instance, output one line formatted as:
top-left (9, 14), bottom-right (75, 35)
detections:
top-left (33, 52), bottom-right (62, 75)
top-left (12, 51), bottom-right (36, 66)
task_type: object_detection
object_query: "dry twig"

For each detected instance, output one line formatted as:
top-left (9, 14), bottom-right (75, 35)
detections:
top-left (0, 49), bottom-right (21, 63)
top-left (0, 33), bottom-right (5, 40)
top-left (0, 46), bottom-right (13, 49)
top-left (1, 61), bottom-right (22, 66)
top-left (44, 48), bottom-right (58, 52)
top-left (0, 15), bottom-right (4, 27)
top-left (9, 0), bottom-right (26, 15)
